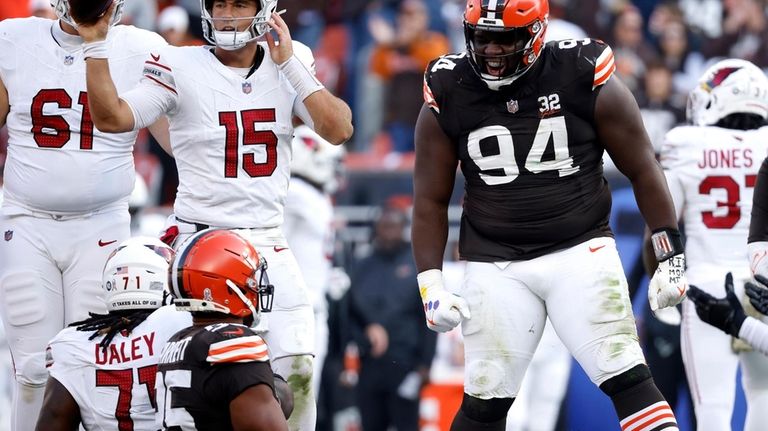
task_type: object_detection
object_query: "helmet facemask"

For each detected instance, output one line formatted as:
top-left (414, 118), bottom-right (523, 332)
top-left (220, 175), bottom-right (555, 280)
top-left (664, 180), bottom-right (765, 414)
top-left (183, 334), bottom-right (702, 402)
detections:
top-left (200, 0), bottom-right (277, 51)
top-left (465, 23), bottom-right (544, 84)
top-left (463, 0), bottom-right (549, 90)
top-left (224, 256), bottom-right (274, 320)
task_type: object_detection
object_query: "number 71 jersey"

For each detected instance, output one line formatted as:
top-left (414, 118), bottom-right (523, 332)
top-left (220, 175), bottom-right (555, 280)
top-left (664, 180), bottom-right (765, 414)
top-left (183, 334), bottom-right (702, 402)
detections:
top-left (46, 306), bottom-right (192, 431)
top-left (423, 39), bottom-right (617, 262)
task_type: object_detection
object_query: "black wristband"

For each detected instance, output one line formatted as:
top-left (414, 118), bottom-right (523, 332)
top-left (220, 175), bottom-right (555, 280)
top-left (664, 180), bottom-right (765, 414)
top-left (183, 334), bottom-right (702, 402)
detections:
top-left (650, 228), bottom-right (684, 262)
top-left (730, 312), bottom-right (747, 338)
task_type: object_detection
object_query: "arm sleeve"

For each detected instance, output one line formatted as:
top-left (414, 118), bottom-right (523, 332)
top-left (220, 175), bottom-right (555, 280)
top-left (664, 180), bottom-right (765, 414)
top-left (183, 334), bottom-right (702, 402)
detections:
top-left (120, 80), bottom-right (177, 130)
top-left (749, 157), bottom-right (768, 243)
top-left (738, 317), bottom-right (768, 356)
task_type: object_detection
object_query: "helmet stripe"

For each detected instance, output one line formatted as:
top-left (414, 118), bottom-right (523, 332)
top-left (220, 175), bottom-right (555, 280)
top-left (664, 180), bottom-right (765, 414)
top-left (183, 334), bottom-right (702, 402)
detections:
top-left (486, 0), bottom-right (499, 19)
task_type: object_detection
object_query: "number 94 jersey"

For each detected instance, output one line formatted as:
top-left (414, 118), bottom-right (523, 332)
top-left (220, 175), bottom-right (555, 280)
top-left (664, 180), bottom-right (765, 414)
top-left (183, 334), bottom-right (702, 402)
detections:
top-left (423, 39), bottom-right (617, 262)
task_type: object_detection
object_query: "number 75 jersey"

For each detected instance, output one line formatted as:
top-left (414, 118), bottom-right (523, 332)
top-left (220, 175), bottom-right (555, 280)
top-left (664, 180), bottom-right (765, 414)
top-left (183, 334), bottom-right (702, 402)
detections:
top-left (423, 39), bottom-right (617, 262)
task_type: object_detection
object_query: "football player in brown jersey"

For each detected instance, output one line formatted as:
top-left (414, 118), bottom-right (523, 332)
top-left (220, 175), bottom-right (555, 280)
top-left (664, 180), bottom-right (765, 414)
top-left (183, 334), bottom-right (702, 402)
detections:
top-left (413, 1), bottom-right (686, 430)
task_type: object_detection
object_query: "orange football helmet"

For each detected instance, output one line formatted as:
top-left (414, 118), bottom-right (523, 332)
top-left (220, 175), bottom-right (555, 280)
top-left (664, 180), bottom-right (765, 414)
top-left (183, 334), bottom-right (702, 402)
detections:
top-left (171, 229), bottom-right (274, 318)
top-left (464, 0), bottom-right (549, 89)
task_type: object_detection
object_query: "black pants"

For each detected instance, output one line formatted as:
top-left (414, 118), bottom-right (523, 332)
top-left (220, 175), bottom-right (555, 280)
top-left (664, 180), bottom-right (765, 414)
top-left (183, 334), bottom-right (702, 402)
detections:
top-left (357, 359), bottom-right (420, 431)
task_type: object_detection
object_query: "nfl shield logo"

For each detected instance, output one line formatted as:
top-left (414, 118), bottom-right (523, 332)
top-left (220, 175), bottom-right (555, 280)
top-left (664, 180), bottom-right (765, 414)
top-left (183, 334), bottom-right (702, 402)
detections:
top-left (64, 55), bottom-right (74, 66)
top-left (506, 99), bottom-right (519, 114)
top-left (242, 82), bottom-right (252, 94)
top-left (4, 230), bottom-right (12, 241)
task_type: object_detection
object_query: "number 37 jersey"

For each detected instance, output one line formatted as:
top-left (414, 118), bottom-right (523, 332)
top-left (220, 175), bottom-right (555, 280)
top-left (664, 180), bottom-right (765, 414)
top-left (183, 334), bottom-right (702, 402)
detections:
top-left (423, 39), bottom-right (617, 261)
top-left (660, 125), bottom-right (768, 272)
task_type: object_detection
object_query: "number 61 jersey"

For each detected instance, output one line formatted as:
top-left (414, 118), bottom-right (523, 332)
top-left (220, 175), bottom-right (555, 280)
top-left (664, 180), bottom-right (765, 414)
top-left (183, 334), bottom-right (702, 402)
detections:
top-left (423, 39), bottom-right (617, 262)
top-left (0, 17), bottom-right (166, 215)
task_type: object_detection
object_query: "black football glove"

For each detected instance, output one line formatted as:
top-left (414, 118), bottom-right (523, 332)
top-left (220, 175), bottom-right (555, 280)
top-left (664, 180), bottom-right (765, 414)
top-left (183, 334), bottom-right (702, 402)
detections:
top-left (746, 274), bottom-right (768, 316)
top-left (686, 272), bottom-right (746, 337)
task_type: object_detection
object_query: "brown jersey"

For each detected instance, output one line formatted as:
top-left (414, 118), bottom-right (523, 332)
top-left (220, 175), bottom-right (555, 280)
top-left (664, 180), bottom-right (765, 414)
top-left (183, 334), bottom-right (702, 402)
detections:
top-left (423, 39), bottom-right (617, 261)
top-left (156, 323), bottom-right (275, 430)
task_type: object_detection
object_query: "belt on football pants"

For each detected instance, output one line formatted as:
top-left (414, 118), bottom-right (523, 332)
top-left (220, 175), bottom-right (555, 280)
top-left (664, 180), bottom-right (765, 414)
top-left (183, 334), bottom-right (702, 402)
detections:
top-left (175, 217), bottom-right (210, 232)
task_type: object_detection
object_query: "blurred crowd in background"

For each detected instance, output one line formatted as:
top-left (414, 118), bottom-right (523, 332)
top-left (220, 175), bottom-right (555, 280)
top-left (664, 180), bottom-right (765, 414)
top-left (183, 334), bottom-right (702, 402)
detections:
top-left (1, 0), bottom-right (767, 430)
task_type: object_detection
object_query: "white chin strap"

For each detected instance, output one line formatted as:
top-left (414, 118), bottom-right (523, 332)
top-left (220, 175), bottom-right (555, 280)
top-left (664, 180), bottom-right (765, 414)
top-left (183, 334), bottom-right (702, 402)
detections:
top-left (226, 279), bottom-right (258, 319)
top-left (213, 30), bottom-right (254, 51)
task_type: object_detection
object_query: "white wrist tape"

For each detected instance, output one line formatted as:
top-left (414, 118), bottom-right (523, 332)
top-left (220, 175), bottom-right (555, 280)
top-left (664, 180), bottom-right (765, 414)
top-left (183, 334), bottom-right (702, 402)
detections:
top-left (83, 41), bottom-right (108, 60)
top-left (278, 55), bottom-right (324, 101)
top-left (417, 269), bottom-right (444, 298)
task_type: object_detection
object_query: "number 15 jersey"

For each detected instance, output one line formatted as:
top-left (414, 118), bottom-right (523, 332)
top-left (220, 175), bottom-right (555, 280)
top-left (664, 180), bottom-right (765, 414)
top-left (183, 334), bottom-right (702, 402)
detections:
top-left (121, 43), bottom-right (317, 230)
top-left (423, 39), bottom-right (617, 262)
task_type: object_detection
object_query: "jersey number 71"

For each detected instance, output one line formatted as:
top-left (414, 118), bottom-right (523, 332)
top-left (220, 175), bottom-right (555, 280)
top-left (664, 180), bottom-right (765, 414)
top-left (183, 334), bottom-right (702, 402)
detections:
top-left (95, 365), bottom-right (157, 431)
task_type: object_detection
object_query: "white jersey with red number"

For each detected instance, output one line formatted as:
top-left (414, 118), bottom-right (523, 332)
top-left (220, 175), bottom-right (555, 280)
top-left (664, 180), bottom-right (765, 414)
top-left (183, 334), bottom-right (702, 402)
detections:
top-left (46, 306), bottom-right (192, 431)
top-left (661, 125), bottom-right (768, 274)
top-left (121, 42), bottom-right (315, 228)
top-left (0, 18), bottom-right (166, 216)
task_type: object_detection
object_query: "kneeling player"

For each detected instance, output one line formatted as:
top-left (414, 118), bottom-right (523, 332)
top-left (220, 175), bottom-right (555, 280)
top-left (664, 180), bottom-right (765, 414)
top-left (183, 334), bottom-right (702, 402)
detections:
top-left (36, 237), bottom-right (192, 430)
top-left (157, 229), bottom-right (287, 430)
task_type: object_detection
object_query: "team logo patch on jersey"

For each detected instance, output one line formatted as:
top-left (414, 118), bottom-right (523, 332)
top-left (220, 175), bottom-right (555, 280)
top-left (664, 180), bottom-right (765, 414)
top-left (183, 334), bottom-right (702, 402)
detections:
top-left (242, 82), bottom-right (252, 94)
top-left (506, 99), bottom-right (519, 114)
top-left (143, 60), bottom-right (177, 94)
top-left (4, 230), bottom-right (12, 241)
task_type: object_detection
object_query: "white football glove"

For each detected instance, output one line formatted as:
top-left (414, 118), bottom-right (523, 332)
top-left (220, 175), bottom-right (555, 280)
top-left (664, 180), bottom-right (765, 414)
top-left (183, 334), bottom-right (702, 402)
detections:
top-left (418, 269), bottom-right (470, 333)
top-left (748, 241), bottom-right (768, 279)
top-left (649, 254), bottom-right (688, 310)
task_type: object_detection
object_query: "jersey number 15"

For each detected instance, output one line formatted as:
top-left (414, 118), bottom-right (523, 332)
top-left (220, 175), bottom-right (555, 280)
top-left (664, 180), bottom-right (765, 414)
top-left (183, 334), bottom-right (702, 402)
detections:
top-left (219, 109), bottom-right (278, 179)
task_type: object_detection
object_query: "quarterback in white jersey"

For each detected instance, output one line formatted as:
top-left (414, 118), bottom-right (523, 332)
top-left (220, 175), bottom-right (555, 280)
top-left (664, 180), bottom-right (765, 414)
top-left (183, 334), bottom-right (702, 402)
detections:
top-left (653, 59), bottom-right (768, 431)
top-left (37, 237), bottom-right (192, 430)
top-left (0, 3), bottom-right (170, 429)
top-left (78, 1), bottom-right (353, 429)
